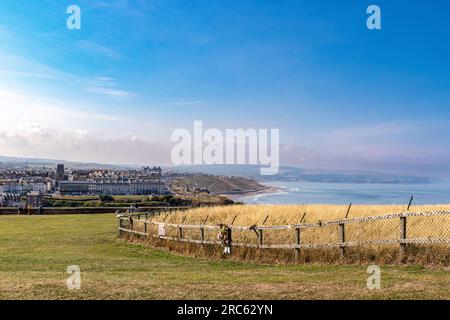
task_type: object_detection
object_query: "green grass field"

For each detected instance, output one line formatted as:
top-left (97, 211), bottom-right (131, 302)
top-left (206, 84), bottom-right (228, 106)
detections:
top-left (0, 214), bottom-right (448, 300)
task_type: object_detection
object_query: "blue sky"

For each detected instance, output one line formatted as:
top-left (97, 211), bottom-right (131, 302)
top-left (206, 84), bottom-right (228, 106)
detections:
top-left (0, 0), bottom-right (449, 178)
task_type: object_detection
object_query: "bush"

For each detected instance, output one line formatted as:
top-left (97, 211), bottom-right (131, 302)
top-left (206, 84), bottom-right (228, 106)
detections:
top-left (99, 194), bottom-right (114, 202)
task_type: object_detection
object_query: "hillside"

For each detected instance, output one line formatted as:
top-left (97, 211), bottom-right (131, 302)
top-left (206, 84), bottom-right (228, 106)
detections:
top-left (172, 174), bottom-right (268, 195)
top-left (1, 156), bottom-right (437, 184)
top-left (173, 165), bottom-right (437, 184)
top-left (0, 155), bottom-right (131, 170)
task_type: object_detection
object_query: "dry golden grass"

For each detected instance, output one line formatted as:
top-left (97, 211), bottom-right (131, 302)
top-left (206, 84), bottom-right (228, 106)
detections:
top-left (158, 204), bottom-right (450, 226)
top-left (136, 204), bottom-right (450, 265)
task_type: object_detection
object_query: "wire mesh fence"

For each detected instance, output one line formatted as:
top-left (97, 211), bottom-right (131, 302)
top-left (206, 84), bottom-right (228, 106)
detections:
top-left (118, 210), bottom-right (450, 264)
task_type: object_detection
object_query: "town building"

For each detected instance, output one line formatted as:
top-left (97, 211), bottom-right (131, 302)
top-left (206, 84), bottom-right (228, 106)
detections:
top-left (59, 180), bottom-right (168, 196)
top-left (89, 180), bottom-right (167, 195)
top-left (28, 182), bottom-right (48, 194)
top-left (142, 166), bottom-right (162, 177)
top-left (0, 182), bottom-right (48, 195)
top-left (56, 164), bottom-right (65, 182)
top-left (0, 193), bottom-right (25, 207)
top-left (0, 183), bottom-right (25, 194)
top-left (59, 181), bottom-right (89, 195)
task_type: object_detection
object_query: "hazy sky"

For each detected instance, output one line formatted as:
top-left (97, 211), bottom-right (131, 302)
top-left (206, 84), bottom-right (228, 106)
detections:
top-left (0, 1), bottom-right (449, 178)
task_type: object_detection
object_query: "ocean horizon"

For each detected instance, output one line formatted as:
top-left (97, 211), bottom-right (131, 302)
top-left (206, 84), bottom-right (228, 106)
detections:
top-left (238, 181), bottom-right (450, 205)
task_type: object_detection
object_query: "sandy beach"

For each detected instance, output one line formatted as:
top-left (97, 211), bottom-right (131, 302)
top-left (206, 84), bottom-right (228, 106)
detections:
top-left (220, 184), bottom-right (282, 202)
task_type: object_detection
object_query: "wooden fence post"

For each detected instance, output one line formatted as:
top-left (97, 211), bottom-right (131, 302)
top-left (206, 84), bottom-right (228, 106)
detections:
top-left (178, 215), bottom-right (187, 240)
top-left (228, 227), bottom-right (233, 254)
top-left (259, 229), bottom-right (264, 249)
top-left (178, 225), bottom-right (183, 240)
top-left (339, 223), bottom-right (346, 258)
top-left (201, 227), bottom-right (205, 242)
top-left (294, 227), bottom-right (301, 262)
top-left (399, 216), bottom-right (407, 260)
top-left (130, 217), bottom-right (133, 231)
top-left (407, 195), bottom-right (414, 211)
top-left (144, 220), bottom-right (147, 235)
top-left (118, 218), bottom-right (122, 237)
top-left (345, 203), bottom-right (352, 218)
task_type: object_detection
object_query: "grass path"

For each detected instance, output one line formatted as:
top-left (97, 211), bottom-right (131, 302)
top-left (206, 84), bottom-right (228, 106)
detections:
top-left (0, 214), bottom-right (448, 299)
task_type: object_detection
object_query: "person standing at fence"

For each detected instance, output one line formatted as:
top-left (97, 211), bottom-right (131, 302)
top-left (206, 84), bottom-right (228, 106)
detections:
top-left (217, 223), bottom-right (232, 255)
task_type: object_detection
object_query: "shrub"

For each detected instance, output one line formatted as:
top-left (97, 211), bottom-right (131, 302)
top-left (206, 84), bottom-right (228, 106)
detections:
top-left (99, 194), bottom-right (114, 202)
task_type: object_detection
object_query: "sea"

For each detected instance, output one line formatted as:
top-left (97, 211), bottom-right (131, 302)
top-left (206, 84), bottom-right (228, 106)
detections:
top-left (238, 181), bottom-right (450, 205)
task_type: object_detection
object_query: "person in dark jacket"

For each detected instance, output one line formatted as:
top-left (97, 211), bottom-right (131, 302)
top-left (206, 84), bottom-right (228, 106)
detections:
top-left (218, 223), bottom-right (231, 254)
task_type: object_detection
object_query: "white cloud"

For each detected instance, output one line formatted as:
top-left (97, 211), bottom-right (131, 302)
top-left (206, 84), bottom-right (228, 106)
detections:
top-left (78, 40), bottom-right (122, 60)
top-left (0, 125), bottom-right (173, 165)
top-left (0, 87), bottom-right (173, 165)
top-left (0, 50), bottom-right (71, 82)
top-left (0, 49), bottom-right (136, 99)
top-left (86, 86), bottom-right (135, 97)
top-left (173, 99), bottom-right (202, 106)
top-left (328, 121), bottom-right (415, 139)
top-left (84, 77), bottom-right (137, 98)
top-left (0, 88), bottom-right (122, 129)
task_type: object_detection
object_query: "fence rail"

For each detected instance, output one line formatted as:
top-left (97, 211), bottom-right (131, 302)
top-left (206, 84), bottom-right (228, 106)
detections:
top-left (117, 210), bottom-right (450, 259)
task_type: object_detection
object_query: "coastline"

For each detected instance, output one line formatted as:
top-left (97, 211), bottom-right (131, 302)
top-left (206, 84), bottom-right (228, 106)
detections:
top-left (221, 181), bottom-right (450, 205)
top-left (220, 184), bottom-right (282, 202)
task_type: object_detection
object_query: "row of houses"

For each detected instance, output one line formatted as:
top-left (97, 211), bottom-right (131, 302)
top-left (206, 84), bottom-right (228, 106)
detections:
top-left (59, 180), bottom-right (168, 196)
top-left (0, 182), bottom-right (49, 195)
top-left (0, 193), bottom-right (24, 207)
top-left (0, 192), bottom-right (45, 208)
